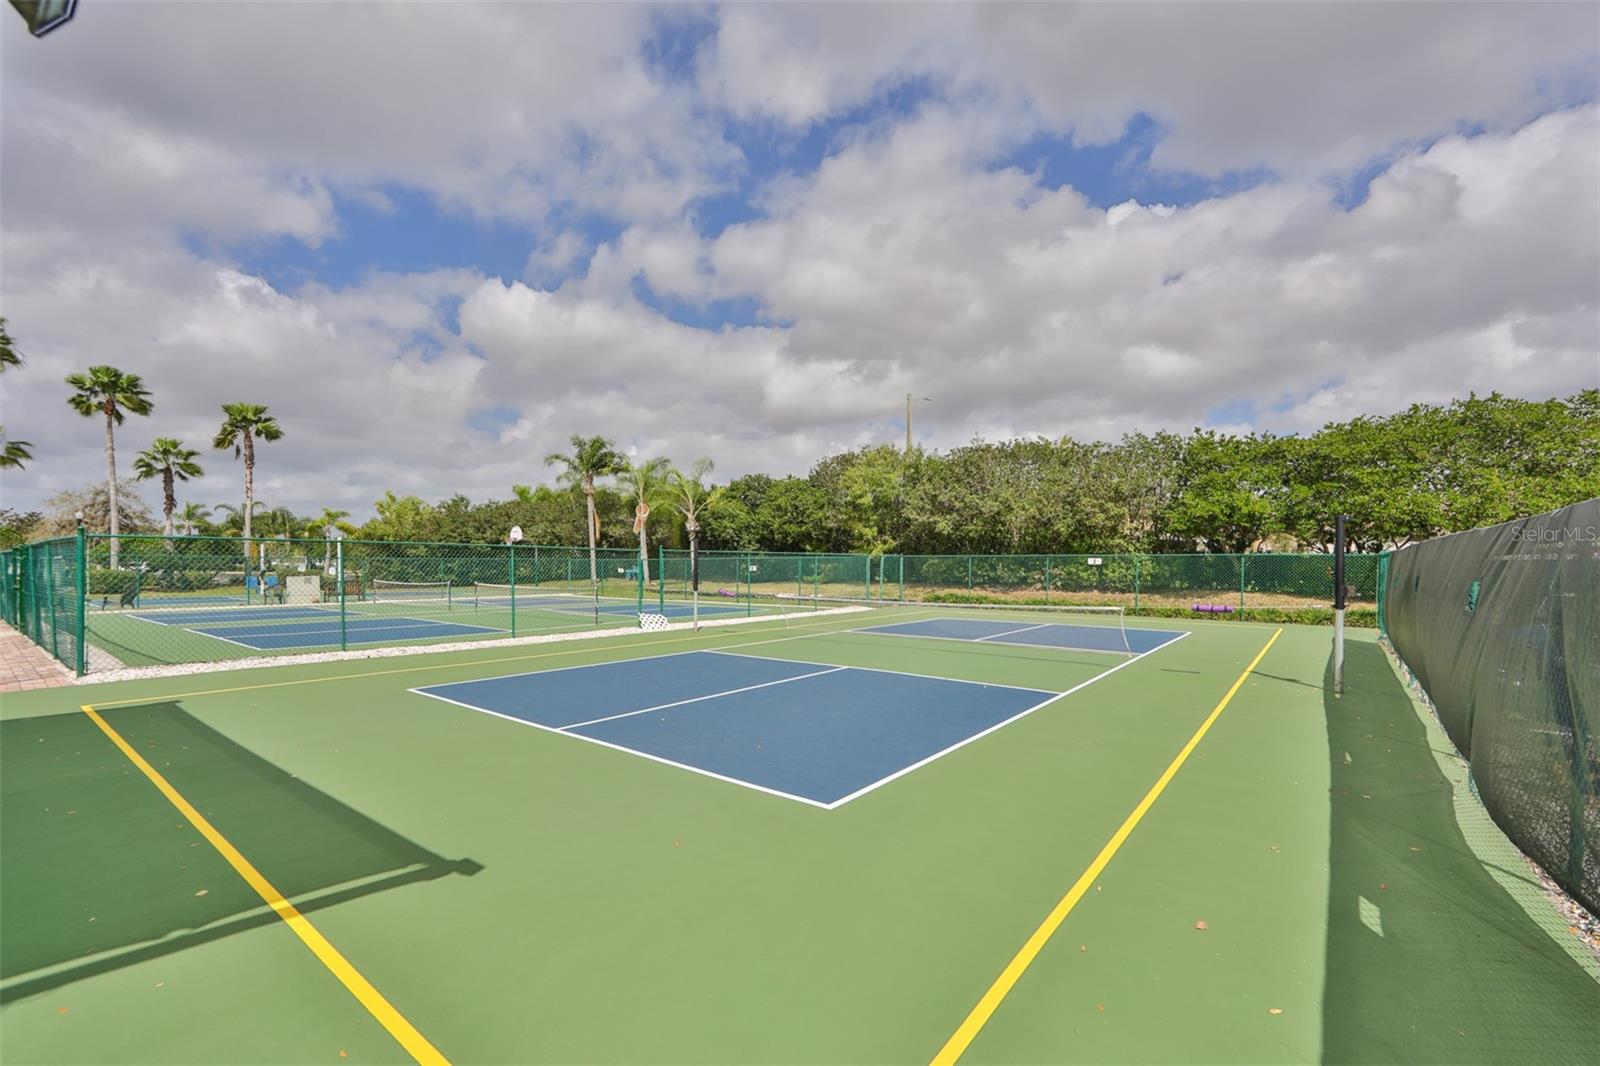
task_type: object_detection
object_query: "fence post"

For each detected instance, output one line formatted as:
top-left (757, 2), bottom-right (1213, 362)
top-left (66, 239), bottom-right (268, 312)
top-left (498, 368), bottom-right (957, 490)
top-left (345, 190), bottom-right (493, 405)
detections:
top-left (1239, 554), bottom-right (1247, 610)
top-left (1134, 556), bottom-right (1141, 609)
top-left (337, 538), bottom-right (347, 651)
top-left (75, 526), bottom-right (87, 676)
top-left (658, 544), bottom-right (666, 611)
top-left (508, 542), bottom-right (517, 638)
top-left (43, 547), bottom-right (59, 662)
top-left (1044, 557), bottom-right (1052, 602)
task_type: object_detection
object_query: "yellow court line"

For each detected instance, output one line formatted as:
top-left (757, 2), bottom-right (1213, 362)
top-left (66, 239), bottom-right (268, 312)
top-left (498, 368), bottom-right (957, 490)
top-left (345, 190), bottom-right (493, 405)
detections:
top-left (84, 609), bottom-right (909, 709)
top-left (929, 627), bottom-right (1284, 1065)
top-left (79, 703), bottom-right (450, 1065)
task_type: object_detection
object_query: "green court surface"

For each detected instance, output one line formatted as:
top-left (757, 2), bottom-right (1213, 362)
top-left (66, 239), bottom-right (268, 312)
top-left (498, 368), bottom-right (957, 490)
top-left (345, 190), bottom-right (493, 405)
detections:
top-left (2, 606), bottom-right (1596, 1064)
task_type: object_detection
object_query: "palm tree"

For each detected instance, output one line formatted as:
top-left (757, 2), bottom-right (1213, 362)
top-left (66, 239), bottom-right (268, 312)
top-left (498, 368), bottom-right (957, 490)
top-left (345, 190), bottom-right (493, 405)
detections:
top-left (668, 457), bottom-right (714, 563)
top-left (213, 403), bottom-right (283, 546)
top-left (309, 507), bottom-right (352, 568)
top-left (133, 438), bottom-right (204, 537)
top-left (0, 318), bottom-right (28, 469)
top-left (616, 456), bottom-right (671, 585)
top-left (66, 365), bottom-right (154, 568)
top-left (213, 501), bottom-right (260, 534)
top-left (0, 434), bottom-right (33, 470)
top-left (177, 502), bottom-right (211, 536)
top-left (0, 317), bottom-right (19, 372)
top-left (544, 435), bottom-right (626, 583)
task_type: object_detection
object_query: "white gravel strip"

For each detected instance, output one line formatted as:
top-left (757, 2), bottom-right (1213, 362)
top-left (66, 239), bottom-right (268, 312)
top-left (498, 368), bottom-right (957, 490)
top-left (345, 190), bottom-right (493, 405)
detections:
top-left (75, 606), bottom-right (872, 686)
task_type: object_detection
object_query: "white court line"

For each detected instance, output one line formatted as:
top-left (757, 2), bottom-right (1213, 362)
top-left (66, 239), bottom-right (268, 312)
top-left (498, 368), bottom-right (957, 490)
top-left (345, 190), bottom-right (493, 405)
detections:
top-left (846, 621), bottom-right (1188, 657)
top-left (204, 619), bottom-right (509, 651)
top-left (408, 613), bottom-right (934, 695)
top-left (847, 626), bottom-right (1134, 657)
top-left (408, 688), bottom-right (834, 809)
top-left (704, 650), bottom-right (1055, 695)
top-left (560, 666), bottom-right (847, 731)
top-left (409, 628), bottom-right (1189, 811)
top-left (976, 622), bottom-right (1054, 642)
top-left (819, 628), bottom-right (1193, 809)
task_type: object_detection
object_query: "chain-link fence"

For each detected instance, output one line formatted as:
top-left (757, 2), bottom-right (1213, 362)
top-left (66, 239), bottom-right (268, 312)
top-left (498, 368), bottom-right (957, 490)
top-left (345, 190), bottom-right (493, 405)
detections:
top-left (4, 534), bottom-right (1379, 676)
top-left (64, 534), bottom-right (673, 673)
top-left (1382, 499), bottom-right (1597, 916)
top-left (661, 549), bottom-right (1378, 609)
top-left (3, 536), bottom-right (86, 674)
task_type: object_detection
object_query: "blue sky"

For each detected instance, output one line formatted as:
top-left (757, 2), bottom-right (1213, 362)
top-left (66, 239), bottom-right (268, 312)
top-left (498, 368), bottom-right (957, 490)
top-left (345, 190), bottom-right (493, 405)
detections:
top-left (1, 3), bottom-right (1595, 516)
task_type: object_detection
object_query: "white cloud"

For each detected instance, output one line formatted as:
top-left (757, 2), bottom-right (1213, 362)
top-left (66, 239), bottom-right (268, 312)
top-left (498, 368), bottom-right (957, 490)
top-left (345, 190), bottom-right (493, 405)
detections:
top-left (1, 5), bottom-right (1595, 521)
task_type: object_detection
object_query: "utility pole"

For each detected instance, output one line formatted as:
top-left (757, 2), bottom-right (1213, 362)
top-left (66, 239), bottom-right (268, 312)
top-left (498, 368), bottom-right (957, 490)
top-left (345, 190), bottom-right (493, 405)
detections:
top-left (905, 393), bottom-right (931, 452)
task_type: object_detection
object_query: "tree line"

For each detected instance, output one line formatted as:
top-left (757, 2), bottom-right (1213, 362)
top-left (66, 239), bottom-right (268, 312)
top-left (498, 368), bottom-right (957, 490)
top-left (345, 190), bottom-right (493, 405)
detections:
top-left (3, 308), bottom-right (1593, 561)
top-left (342, 391), bottom-right (1599, 556)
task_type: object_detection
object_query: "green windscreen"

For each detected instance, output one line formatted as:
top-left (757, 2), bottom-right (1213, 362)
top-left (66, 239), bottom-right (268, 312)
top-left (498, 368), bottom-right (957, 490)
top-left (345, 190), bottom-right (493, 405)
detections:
top-left (1382, 499), bottom-right (1598, 916)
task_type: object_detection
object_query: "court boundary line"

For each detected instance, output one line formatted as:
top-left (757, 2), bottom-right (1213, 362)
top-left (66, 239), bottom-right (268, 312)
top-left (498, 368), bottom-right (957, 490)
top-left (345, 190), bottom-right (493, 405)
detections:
top-left (851, 624), bottom-right (1177, 656)
top-left (189, 617), bottom-right (509, 651)
top-left (821, 629), bottom-right (1191, 809)
top-left (704, 650), bottom-right (1057, 696)
top-left (408, 635), bottom-right (1179, 812)
top-left (848, 622), bottom-right (1186, 657)
top-left (852, 617), bottom-right (1189, 639)
top-left (975, 622), bottom-right (1053, 641)
top-left (928, 627), bottom-right (1283, 1064)
top-left (80, 607), bottom-right (936, 709)
top-left (407, 688), bottom-right (835, 810)
top-left (76, 703), bottom-right (449, 1065)
top-left (559, 665), bottom-right (848, 731)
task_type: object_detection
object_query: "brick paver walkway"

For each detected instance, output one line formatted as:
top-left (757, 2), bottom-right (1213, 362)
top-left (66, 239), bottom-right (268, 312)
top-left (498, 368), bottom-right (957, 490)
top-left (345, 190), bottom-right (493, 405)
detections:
top-left (0, 621), bottom-right (74, 691)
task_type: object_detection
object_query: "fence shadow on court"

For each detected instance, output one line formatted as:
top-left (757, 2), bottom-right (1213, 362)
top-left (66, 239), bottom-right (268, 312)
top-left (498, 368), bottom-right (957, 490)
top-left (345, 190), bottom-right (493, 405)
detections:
top-left (1321, 640), bottom-right (1600, 1063)
top-left (0, 702), bottom-right (482, 1004)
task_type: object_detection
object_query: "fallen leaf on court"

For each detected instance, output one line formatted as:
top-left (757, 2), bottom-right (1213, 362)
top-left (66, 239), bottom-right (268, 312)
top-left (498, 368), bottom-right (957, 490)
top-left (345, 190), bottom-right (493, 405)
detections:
top-left (1270, 844), bottom-right (1281, 852)
top-left (194, 889), bottom-right (208, 897)
top-left (1079, 944), bottom-right (1086, 952)
top-left (673, 841), bottom-right (681, 848)
top-left (339, 1052), bottom-right (348, 1059)
top-left (57, 1007), bottom-right (69, 1015)
top-left (1194, 920), bottom-right (1208, 930)
top-left (1096, 1004), bottom-right (1105, 1013)
top-left (1409, 846), bottom-right (1422, 852)
top-left (1378, 883), bottom-right (1388, 890)
top-left (1268, 1008), bottom-right (1283, 1015)
top-left (1095, 884), bottom-right (1102, 892)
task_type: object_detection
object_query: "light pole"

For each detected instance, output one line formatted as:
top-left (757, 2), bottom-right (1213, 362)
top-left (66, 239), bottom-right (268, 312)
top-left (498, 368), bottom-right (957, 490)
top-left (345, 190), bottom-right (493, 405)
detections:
top-left (905, 393), bottom-right (932, 452)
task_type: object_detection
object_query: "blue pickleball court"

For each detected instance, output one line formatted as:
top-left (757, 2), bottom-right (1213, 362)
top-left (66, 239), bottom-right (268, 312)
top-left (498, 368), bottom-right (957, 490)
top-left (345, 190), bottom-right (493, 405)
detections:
top-left (411, 650), bottom-right (1057, 808)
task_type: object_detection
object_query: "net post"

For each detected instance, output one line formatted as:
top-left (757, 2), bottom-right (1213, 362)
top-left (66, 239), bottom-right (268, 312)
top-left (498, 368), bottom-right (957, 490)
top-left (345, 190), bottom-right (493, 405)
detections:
top-left (74, 525), bottom-right (87, 676)
top-left (1333, 515), bottom-right (1347, 695)
top-left (508, 542), bottom-right (517, 638)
